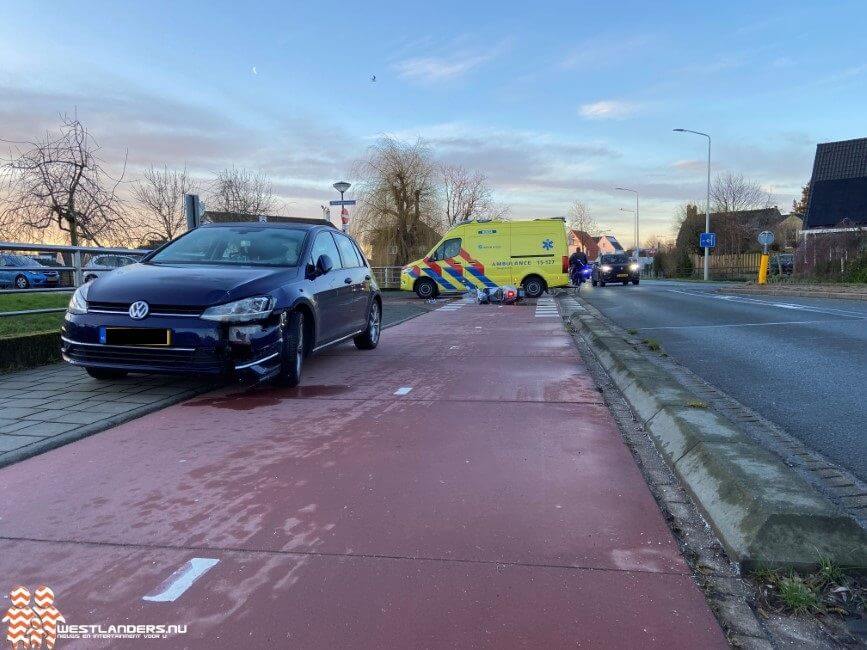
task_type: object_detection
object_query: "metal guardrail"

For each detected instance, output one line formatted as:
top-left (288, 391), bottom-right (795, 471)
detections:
top-left (371, 266), bottom-right (402, 289)
top-left (0, 241), bottom-right (150, 318)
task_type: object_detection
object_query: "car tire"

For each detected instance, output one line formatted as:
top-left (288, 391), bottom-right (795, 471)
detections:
top-left (522, 275), bottom-right (546, 299)
top-left (415, 278), bottom-right (437, 300)
top-left (591, 279), bottom-right (597, 287)
top-left (354, 300), bottom-right (381, 350)
top-left (599, 278), bottom-right (606, 287)
top-left (85, 368), bottom-right (128, 380)
top-left (623, 280), bottom-right (629, 286)
top-left (276, 310), bottom-right (304, 387)
top-left (14, 275), bottom-right (29, 289)
top-left (632, 278), bottom-right (640, 285)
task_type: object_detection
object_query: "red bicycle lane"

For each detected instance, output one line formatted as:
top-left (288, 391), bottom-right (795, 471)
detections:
top-left (0, 301), bottom-right (727, 648)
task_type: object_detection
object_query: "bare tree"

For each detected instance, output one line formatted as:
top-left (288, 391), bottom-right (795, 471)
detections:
top-left (566, 200), bottom-right (600, 234)
top-left (207, 167), bottom-right (275, 216)
top-left (441, 164), bottom-right (495, 225)
top-left (352, 137), bottom-right (442, 265)
top-left (710, 172), bottom-right (772, 213)
top-left (132, 165), bottom-right (197, 244)
top-left (0, 115), bottom-right (128, 246)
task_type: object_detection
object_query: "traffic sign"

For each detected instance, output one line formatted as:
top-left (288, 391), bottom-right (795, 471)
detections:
top-left (699, 232), bottom-right (716, 248)
top-left (757, 230), bottom-right (774, 246)
top-left (329, 199), bottom-right (356, 206)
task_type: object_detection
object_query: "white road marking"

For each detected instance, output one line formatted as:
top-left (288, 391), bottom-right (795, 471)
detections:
top-left (143, 558), bottom-right (219, 603)
top-left (394, 386), bottom-right (413, 395)
top-left (637, 318), bottom-right (865, 331)
top-left (664, 289), bottom-right (865, 317)
top-left (534, 298), bottom-right (559, 318)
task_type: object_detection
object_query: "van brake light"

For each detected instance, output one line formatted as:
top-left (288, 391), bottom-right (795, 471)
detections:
top-left (562, 256), bottom-right (569, 273)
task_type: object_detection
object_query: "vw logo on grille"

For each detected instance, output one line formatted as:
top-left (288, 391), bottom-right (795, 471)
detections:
top-left (128, 300), bottom-right (150, 320)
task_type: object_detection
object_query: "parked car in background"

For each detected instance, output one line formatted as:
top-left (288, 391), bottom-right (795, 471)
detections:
top-left (83, 254), bottom-right (139, 282)
top-left (62, 220), bottom-right (382, 386)
top-left (769, 253), bottom-right (794, 275)
top-left (0, 254), bottom-right (60, 289)
top-left (591, 253), bottom-right (640, 287)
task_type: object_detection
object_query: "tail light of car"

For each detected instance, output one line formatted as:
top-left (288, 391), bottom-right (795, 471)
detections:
top-left (562, 256), bottom-right (569, 273)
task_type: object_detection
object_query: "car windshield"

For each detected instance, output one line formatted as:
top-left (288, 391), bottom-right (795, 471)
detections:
top-left (601, 254), bottom-right (629, 264)
top-left (148, 226), bottom-right (307, 267)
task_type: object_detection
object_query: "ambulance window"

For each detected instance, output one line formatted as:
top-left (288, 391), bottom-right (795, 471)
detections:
top-left (432, 238), bottom-right (461, 260)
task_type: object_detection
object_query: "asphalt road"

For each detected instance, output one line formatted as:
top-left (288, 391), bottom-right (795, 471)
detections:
top-left (578, 279), bottom-right (867, 481)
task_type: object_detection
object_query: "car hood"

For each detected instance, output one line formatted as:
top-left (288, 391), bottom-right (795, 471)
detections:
top-left (86, 263), bottom-right (300, 306)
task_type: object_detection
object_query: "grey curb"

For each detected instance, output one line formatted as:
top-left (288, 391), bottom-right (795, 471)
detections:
top-left (558, 294), bottom-right (867, 571)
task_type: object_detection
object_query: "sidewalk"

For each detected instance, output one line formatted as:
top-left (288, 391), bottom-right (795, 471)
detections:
top-left (0, 292), bottom-right (435, 468)
top-left (0, 297), bottom-right (726, 648)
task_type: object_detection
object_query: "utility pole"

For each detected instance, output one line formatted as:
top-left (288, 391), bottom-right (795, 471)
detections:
top-left (615, 187), bottom-right (639, 260)
top-left (674, 129), bottom-right (712, 280)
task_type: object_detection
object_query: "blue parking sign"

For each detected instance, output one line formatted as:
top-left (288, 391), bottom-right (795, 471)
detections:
top-left (700, 232), bottom-right (716, 248)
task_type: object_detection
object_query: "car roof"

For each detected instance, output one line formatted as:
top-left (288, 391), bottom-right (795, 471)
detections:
top-left (200, 218), bottom-right (335, 230)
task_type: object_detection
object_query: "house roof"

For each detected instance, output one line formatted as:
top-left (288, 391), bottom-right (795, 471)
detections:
top-left (568, 229), bottom-right (600, 258)
top-left (806, 137), bottom-right (867, 228)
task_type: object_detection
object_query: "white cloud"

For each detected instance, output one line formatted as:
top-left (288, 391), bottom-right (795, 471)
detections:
top-left (671, 159), bottom-right (706, 172)
top-left (394, 55), bottom-right (487, 81)
top-left (560, 34), bottom-right (654, 69)
top-left (579, 100), bottom-right (638, 120)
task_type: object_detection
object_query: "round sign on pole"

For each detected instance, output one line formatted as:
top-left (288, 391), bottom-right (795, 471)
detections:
top-left (758, 230), bottom-right (774, 246)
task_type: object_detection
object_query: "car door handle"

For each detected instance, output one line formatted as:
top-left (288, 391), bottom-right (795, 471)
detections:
top-left (344, 277), bottom-right (352, 284)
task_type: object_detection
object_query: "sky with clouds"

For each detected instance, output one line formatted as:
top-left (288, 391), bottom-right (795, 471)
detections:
top-left (1, 0), bottom-right (865, 244)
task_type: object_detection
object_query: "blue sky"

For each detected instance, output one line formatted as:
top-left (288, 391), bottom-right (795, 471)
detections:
top-left (2, 0), bottom-right (865, 243)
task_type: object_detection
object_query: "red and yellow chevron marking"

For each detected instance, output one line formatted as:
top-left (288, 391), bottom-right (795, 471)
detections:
top-left (457, 248), bottom-right (485, 272)
top-left (8, 587), bottom-right (30, 608)
top-left (3, 606), bottom-right (40, 647)
top-left (34, 586), bottom-right (55, 609)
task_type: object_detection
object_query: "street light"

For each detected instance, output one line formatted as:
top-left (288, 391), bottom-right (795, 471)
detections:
top-left (333, 181), bottom-right (352, 232)
top-left (615, 187), bottom-right (639, 260)
top-left (674, 128), bottom-right (712, 281)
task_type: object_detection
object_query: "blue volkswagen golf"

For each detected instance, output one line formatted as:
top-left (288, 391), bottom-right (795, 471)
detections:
top-left (61, 220), bottom-right (381, 386)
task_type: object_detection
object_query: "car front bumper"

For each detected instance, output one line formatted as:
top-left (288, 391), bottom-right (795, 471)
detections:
top-left (61, 311), bottom-right (283, 380)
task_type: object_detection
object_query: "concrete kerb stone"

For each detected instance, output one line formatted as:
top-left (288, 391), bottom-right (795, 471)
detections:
top-left (562, 299), bottom-right (867, 572)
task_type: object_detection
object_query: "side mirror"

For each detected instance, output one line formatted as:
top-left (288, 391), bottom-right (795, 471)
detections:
top-left (315, 254), bottom-right (333, 276)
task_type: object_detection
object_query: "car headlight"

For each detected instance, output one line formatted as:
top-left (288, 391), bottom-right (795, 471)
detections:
top-left (600, 265), bottom-right (612, 272)
top-left (200, 296), bottom-right (275, 322)
top-left (67, 284), bottom-right (89, 315)
top-left (629, 263), bottom-right (639, 271)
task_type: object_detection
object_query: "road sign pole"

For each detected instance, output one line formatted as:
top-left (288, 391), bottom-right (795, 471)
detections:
top-left (704, 136), bottom-right (711, 281)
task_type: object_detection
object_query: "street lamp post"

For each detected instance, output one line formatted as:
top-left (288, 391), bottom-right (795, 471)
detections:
top-left (674, 128), bottom-right (712, 281)
top-left (333, 181), bottom-right (352, 232)
top-left (615, 187), bottom-right (639, 260)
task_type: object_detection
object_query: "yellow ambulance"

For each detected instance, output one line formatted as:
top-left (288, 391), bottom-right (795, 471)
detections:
top-left (400, 218), bottom-right (570, 299)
